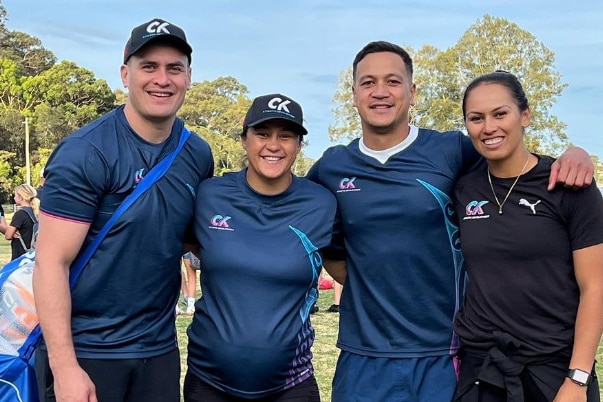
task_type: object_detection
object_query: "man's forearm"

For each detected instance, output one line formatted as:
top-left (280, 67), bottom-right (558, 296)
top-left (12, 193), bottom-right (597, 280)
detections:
top-left (33, 263), bottom-right (79, 373)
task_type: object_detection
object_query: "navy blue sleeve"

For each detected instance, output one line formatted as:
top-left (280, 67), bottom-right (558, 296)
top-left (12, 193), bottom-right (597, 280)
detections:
top-left (458, 132), bottom-right (485, 176)
top-left (306, 156), bottom-right (347, 260)
top-left (321, 207), bottom-right (346, 261)
top-left (41, 137), bottom-right (109, 222)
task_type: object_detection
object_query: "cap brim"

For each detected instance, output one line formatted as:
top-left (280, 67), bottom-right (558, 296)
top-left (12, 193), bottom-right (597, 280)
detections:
top-left (247, 116), bottom-right (307, 135)
top-left (125, 36), bottom-right (192, 63)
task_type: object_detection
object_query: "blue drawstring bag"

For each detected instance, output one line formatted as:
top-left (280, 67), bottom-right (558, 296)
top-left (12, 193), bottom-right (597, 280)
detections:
top-left (0, 251), bottom-right (40, 402)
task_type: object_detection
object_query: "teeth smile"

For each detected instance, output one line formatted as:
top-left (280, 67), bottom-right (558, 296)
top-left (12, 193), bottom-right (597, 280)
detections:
top-left (263, 157), bottom-right (281, 161)
top-left (484, 137), bottom-right (503, 145)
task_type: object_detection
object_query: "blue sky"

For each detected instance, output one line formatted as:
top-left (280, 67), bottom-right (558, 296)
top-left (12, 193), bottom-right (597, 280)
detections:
top-left (3, 0), bottom-right (603, 161)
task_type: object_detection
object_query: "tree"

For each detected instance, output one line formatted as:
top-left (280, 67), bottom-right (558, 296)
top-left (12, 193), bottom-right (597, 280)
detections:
top-left (0, 30), bottom-right (56, 76)
top-left (0, 106), bottom-right (25, 163)
top-left (292, 152), bottom-right (315, 176)
top-left (0, 149), bottom-right (16, 199)
top-left (0, 58), bottom-right (27, 109)
top-left (0, 1), bottom-right (116, 196)
top-left (24, 61), bottom-right (115, 146)
top-left (592, 155), bottom-right (603, 185)
top-left (329, 67), bottom-right (360, 142)
top-left (180, 76), bottom-right (250, 137)
top-left (180, 77), bottom-right (251, 175)
top-left (114, 88), bottom-right (128, 106)
top-left (0, 59), bottom-right (115, 164)
top-left (328, 15), bottom-right (570, 156)
top-left (0, 1), bottom-right (56, 77)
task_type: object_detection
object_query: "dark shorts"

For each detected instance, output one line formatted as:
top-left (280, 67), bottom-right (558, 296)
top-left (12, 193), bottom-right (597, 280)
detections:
top-left (35, 348), bottom-right (180, 402)
top-left (332, 350), bottom-right (457, 402)
top-left (183, 370), bottom-right (320, 402)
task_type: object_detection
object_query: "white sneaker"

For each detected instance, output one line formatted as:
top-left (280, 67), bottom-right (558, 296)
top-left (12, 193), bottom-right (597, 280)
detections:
top-left (175, 305), bottom-right (184, 315)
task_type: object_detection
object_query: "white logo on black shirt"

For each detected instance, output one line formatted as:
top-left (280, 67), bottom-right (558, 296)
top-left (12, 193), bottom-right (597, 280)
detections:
top-left (519, 198), bottom-right (541, 214)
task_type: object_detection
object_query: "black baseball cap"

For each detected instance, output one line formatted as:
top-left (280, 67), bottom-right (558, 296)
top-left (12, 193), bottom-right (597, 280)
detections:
top-left (123, 18), bottom-right (192, 64)
top-left (242, 94), bottom-right (307, 135)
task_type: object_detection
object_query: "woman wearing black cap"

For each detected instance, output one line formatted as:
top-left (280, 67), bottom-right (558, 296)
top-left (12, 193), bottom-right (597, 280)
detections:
top-left (184, 94), bottom-right (340, 402)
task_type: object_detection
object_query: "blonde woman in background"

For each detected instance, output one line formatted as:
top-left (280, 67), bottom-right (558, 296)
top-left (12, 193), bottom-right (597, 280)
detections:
top-left (5, 184), bottom-right (39, 260)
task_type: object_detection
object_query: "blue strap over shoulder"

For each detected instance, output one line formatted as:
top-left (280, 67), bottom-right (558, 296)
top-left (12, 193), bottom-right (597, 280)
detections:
top-left (69, 127), bottom-right (191, 287)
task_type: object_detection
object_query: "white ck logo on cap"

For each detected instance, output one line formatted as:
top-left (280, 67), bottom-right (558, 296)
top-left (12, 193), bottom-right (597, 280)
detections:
top-left (268, 97), bottom-right (291, 113)
top-left (147, 21), bottom-right (170, 34)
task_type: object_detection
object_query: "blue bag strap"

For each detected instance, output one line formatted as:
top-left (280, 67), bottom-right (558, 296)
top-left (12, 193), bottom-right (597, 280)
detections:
top-left (22, 207), bottom-right (37, 224)
top-left (68, 127), bottom-right (191, 288)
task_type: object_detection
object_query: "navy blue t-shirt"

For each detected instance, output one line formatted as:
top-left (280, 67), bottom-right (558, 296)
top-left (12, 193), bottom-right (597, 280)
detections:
top-left (307, 129), bottom-right (481, 358)
top-left (41, 105), bottom-right (214, 358)
top-left (187, 170), bottom-right (338, 398)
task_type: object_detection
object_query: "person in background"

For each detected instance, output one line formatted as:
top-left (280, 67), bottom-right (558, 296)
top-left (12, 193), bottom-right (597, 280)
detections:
top-left (184, 93), bottom-right (339, 402)
top-left (33, 18), bottom-right (213, 402)
top-left (307, 40), bottom-right (594, 402)
top-left (179, 251), bottom-right (200, 315)
top-left (5, 184), bottom-right (39, 260)
top-left (453, 70), bottom-right (603, 401)
top-left (37, 167), bottom-right (46, 199)
top-left (0, 203), bottom-right (7, 234)
top-left (326, 281), bottom-right (343, 313)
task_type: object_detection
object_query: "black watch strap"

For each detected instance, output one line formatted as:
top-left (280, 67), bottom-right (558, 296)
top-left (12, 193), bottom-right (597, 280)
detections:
top-left (567, 368), bottom-right (591, 386)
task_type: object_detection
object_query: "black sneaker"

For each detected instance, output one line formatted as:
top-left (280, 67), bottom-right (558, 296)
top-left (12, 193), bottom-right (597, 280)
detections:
top-left (310, 303), bottom-right (319, 314)
top-left (327, 304), bottom-right (340, 313)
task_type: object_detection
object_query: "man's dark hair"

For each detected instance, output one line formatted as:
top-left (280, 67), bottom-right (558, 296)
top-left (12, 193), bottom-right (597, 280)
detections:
top-left (352, 41), bottom-right (413, 81)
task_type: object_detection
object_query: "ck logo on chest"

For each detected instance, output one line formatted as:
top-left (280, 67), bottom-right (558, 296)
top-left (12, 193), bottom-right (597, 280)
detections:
top-left (134, 168), bottom-right (145, 184)
top-left (462, 200), bottom-right (490, 220)
top-left (337, 177), bottom-right (361, 193)
top-left (209, 214), bottom-right (234, 231)
top-left (465, 200), bottom-right (488, 216)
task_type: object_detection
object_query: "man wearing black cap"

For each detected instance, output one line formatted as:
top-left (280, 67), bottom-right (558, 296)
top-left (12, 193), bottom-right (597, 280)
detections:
top-left (33, 18), bottom-right (213, 402)
top-left (184, 94), bottom-right (338, 401)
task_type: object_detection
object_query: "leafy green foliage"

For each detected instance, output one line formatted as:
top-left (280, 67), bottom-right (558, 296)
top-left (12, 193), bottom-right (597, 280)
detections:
top-left (328, 67), bottom-right (360, 143)
top-left (179, 77), bottom-right (251, 175)
top-left (0, 30), bottom-right (56, 76)
top-left (0, 4), bottom-right (115, 201)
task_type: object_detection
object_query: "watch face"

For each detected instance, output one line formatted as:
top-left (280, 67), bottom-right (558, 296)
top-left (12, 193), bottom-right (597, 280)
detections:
top-left (570, 369), bottom-right (590, 385)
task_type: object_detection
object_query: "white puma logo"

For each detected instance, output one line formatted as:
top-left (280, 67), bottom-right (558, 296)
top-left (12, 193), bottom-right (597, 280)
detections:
top-left (519, 198), bottom-right (541, 214)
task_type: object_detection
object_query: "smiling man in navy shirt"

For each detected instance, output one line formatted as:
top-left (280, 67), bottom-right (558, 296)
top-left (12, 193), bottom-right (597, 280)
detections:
top-left (33, 18), bottom-right (213, 402)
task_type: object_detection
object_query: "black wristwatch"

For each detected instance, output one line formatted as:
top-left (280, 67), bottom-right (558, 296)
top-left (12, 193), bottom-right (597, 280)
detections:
top-left (567, 368), bottom-right (591, 386)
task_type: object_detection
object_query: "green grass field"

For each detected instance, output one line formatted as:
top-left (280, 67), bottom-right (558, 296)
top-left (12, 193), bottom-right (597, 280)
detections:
top-left (0, 230), bottom-right (601, 401)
